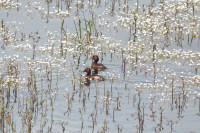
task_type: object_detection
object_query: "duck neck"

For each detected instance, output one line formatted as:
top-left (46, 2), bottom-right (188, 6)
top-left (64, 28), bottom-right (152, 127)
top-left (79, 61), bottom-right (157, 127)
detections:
top-left (86, 71), bottom-right (91, 76)
top-left (93, 60), bottom-right (98, 64)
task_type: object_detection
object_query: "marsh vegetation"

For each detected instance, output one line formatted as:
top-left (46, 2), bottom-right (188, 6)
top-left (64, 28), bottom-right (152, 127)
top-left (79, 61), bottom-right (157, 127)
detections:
top-left (0, 0), bottom-right (200, 132)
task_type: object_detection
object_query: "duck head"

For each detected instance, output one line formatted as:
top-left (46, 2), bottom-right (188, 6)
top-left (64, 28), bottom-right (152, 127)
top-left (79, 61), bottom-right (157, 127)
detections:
top-left (83, 67), bottom-right (91, 76)
top-left (92, 55), bottom-right (99, 63)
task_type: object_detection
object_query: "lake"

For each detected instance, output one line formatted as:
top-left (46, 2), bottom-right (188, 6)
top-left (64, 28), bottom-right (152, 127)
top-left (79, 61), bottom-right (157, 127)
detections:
top-left (0, 0), bottom-right (200, 132)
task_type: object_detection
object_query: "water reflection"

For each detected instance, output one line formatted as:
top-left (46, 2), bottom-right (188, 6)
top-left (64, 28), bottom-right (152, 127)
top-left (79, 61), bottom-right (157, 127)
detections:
top-left (84, 78), bottom-right (91, 86)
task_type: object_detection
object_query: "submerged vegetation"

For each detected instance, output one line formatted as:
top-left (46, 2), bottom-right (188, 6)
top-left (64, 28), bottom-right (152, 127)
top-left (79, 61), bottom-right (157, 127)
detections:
top-left (0, 0), bottom-right (200, 132)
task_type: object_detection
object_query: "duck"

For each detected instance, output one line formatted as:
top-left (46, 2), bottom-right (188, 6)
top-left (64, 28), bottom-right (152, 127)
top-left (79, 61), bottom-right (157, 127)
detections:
top-left (83, 67), bottom-right (104, 81)
top-left (91, 55), bottom-right (107, 71)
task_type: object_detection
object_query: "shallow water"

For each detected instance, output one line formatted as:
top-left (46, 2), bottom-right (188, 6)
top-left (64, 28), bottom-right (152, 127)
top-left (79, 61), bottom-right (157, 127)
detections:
top-left (0, 0), bottom-right (200, 132)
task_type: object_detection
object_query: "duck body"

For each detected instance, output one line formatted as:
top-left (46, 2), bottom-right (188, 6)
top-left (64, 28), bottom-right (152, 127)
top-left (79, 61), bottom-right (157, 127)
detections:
top-left (83, 67), bottom-right (104, 81)
top-left (91, 62), bottom-right (107, 71)
top-left (91, 55), bottom-right (107, 71)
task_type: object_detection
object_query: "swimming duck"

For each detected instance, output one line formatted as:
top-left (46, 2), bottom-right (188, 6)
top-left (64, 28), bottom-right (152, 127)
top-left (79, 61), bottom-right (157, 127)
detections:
top-left (91, 55), bottom-right (107, 71)
top-left (83, 67), bottom-right (104, 81)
